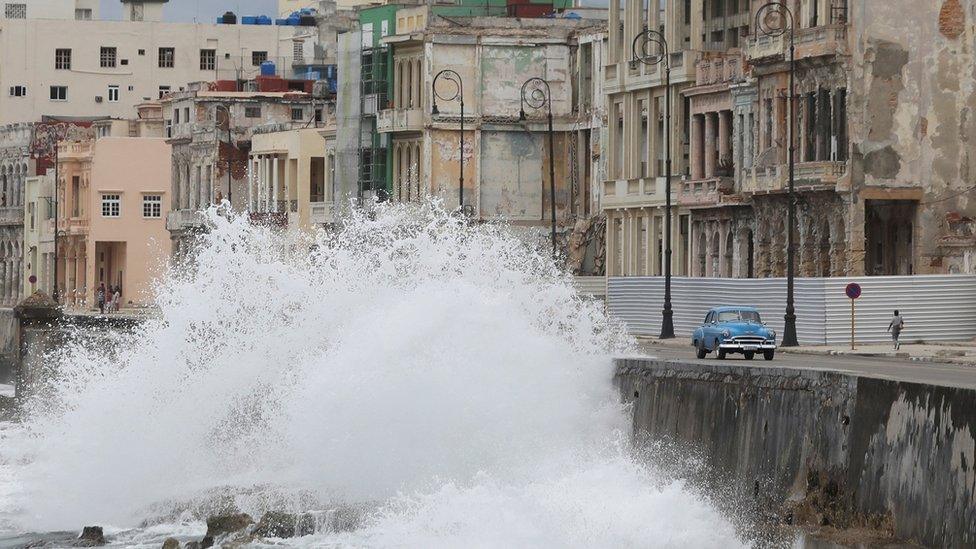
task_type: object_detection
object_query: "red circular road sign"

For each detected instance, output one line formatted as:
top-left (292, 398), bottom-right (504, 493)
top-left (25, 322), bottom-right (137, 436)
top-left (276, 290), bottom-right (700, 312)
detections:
top-left (845, 282), bottom-right (862, 299)
top-left (28, 275), bottom-right (36, 284)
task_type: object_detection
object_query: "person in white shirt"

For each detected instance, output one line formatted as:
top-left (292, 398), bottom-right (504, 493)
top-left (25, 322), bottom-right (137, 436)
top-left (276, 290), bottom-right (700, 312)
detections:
top-left (887, 310), bottom-right (905, 350)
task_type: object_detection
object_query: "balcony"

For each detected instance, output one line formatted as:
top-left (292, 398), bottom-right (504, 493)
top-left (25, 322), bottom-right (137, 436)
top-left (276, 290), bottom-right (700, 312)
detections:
top-left (694, 53), bottom-right (743, 86)
top-left (377, 108), bottom-right (424, 133)
top-left (165, 209), bottom-right (208, 232)
top-left (747, 24), bottom-right (848, 64)
top-left (309, 201), bottom-right (333, 225)
top-left (600, 176), bottom-right (670, 209)
top-left (65, 216), bottom-right (89, 234)
top-left (742, 160), bottom-right (849, 194)
top-left (57, 142), bottom-right (93, 159)
top-left (607, 50), bottom-right (698, 94)
top-left (677, 176), bottom-right (738, 207)
top-left (0, 206), bottom-right (23, 225)
top-left (249, 212), bottom-right (287, 227)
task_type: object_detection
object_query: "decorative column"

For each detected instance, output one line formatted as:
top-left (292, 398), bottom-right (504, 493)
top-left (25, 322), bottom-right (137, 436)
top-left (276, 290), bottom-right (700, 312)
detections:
top-left (704, 113), bottom-right (716, 178)
top-left (718, 111), bottom-right (730, 172)
top-left (691, 114), bottom-right (704, 180)
top-left (272, 156), bottom-right (280, 212)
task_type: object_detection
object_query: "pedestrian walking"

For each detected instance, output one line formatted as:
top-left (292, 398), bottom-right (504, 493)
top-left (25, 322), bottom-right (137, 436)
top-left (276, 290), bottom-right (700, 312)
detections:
top-left (887, 310), bottom-right (905, 350)
top-left (96, 283), bottom-right (106, 314)
top-left (113, 286), bottom-right (121, 312)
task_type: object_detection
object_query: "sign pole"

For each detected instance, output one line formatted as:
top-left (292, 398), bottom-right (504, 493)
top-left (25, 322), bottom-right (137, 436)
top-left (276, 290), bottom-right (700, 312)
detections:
top-left (845, 282), bottom-right (862, 351)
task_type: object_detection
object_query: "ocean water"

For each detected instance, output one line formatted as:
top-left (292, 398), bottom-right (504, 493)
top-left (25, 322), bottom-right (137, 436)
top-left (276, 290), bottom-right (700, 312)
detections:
top-left (0, 202), bottom-right (747, 547)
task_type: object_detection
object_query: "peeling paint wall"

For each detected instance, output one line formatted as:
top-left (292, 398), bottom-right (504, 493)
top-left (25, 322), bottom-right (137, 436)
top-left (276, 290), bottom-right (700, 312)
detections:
top-left (850, 0), bottom-right (976, 274)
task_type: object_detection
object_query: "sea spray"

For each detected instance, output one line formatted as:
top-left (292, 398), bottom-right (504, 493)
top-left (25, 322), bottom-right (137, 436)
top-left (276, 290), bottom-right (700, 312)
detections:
top-left (0, 202), bottom-right (746, 547)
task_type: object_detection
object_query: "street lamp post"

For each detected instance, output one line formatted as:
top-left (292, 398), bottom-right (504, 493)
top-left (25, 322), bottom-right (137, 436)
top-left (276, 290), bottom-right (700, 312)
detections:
top-left (518, 77), bottom-right (557, 258)
top-left (431, 69), bottom-right (465, 213)
top-left (52, 144), bottom-right (59, 303)
top-left (632, 28), bottom-right (675, 339)
top-left (755, 2), bottom-right (798, 347)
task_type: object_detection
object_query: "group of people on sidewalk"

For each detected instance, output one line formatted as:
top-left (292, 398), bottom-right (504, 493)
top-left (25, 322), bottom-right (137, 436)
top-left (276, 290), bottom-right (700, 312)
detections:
top-left (95, 282), bottom-right (122, 315)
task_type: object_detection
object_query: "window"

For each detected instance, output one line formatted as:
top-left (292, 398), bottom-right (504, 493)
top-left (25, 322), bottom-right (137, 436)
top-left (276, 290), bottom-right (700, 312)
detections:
top-left (293, 40), bottom-right (304, 60)
top-left (108, 85), bottom-right (119, 102)
top-left (252, 51), bottom-right (268, 66)
top-left (200, 49), bottom-right (216, 71)
top-left (75, 8), bottom-right (92, 20)
top-left (5, 3), bottom-right (25, 19)
top-left (158, 47), bottom-right (175, 68)
top-left (142, 195), bottom-right (162, 218)
top-left (9, 85), bottom-right (26, 97)
top-left (55, 49), bottom-right (71, 70)
top-left (245, 106), bottom-right (261, 118)
top-left (173, 108), bottom-right (179, 124)
top-left (291, 107), bottom-right (304, 121)
top-left (183, 107), bottom-right (189, 122)
top-left (100, 47), bottom-right (117, 68)
top-left (158, 85), bottom-right (171, 99)
top-left (314, 108), bottom-right (323, 122)
top-left (101, 194), bottom-right (121, 217)
top-left (49, 86), bottom-right (67, 101)
top-left (138, 49), bottom-right (146, 56)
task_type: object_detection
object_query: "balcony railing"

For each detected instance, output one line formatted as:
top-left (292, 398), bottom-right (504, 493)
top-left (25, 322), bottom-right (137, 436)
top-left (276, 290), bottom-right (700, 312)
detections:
top-left (600, 176), bottom-right (670, 208)
top-left (747, 24), bottom-right (848, 63)
top-left (249, 212), bottom-right (288, 227)
top-left (309, 201), bottom-right (333, 225)
top-left (742, 160), bottom-right (849, 194)
top-left (377, 108), bottom-right (424, 133)
top-left (165, 209), bottom-right (208, 232)
top-left (694, 53), bottom-right (743, 86)
top-left (676, 176), bottom-right (737, 207)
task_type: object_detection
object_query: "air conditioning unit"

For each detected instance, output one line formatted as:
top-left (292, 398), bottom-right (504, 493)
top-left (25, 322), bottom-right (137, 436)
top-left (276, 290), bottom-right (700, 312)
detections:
top-left (95, 96), bottom-right (103, 103)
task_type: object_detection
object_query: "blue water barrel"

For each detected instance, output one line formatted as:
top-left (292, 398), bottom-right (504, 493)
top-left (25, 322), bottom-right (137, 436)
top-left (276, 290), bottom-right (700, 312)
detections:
top-left (241, 15), bottom-right (257, 24)
top-left (256, 15), bottom-right (272, 25)
top-left (260, 60), bottom-right (276, 76)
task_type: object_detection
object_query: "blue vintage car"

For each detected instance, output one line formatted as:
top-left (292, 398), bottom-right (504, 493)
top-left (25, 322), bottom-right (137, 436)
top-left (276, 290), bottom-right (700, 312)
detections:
top-left (692, 306), bottom-right (776, 360)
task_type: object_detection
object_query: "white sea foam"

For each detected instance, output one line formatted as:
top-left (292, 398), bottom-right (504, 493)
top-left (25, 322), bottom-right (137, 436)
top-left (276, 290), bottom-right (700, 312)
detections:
top-left (0, 202), bottom-right (746, 547)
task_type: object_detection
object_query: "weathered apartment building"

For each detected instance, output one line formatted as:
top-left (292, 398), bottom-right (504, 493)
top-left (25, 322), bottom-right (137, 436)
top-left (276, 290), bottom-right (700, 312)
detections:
top-left (55, 104), bottom-right (172, 308)
top-left (0, 0), bottom-right (325, 125)
top-left (605, 0), bottom-right (976, 278)
top-left (337, 0), bottom-right (609, 264)
top-left (162, 80), bottom-right (334, 257)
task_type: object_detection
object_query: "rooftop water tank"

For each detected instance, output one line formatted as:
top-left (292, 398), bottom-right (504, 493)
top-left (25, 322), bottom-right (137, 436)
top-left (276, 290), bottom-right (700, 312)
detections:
top-left (221, 11), bottom-right (237, 24)
top-left (255, 15), bottom-right (272, 25)
top-left (260, 60), bottom-right (276, 76)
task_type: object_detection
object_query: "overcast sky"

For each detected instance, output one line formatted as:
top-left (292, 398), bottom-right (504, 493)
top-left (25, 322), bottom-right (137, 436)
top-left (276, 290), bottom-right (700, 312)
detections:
top-left (100, 0), bottom-right (279, 22)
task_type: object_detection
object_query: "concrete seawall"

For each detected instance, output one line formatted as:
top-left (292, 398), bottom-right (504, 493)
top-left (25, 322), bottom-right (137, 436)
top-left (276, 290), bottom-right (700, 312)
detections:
top-left (615, 358), bottom-right (976, 546)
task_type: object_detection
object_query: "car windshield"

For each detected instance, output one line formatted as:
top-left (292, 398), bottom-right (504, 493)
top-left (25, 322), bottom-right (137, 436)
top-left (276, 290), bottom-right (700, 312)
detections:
top-left (716, 310), bottom-right (762, 323)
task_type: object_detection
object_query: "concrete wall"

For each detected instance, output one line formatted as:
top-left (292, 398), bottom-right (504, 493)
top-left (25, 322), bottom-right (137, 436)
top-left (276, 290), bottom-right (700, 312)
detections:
top-left (616, 358), bottom-right (976, 546)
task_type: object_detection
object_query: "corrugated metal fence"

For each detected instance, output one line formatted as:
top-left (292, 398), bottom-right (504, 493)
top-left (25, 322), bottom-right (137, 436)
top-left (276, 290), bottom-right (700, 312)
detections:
top-left (607, 275), bottom-right (976, 345)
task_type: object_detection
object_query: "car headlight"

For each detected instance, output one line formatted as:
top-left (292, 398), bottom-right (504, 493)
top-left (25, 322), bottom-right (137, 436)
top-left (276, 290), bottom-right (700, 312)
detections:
top-left (769, 330), bottom-right (776, 340)
top-left (722, 329), bottom-right (731, 338)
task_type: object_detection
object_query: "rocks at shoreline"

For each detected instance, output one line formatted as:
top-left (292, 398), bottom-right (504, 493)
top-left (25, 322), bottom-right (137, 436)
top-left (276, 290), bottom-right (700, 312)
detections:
top-left (204, 513), bottom-right (253, 539)
top-left (252, 511), bottom-right (316, 539)
top-left (74, 526), bottom-right (105, 546)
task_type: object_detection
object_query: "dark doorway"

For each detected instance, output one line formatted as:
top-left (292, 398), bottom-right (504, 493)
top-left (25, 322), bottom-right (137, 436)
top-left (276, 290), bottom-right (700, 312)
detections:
top-left (865, 200), bottom-right (917, 275)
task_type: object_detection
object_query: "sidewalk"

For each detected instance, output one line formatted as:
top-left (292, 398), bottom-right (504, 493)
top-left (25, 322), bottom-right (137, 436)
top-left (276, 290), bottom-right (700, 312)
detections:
top-left (637, 336), bottom-right (976, 367)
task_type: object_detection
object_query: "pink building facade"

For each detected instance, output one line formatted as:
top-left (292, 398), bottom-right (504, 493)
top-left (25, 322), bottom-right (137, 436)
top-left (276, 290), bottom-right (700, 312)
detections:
top-left (58, 136), bottom-right (172, 308)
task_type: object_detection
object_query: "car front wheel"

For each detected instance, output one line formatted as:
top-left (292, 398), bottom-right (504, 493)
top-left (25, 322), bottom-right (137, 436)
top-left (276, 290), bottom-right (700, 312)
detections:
top-left (744, 351), bottom-right (755, 360)
top-left (696, 340), bottom-right (707, 359)
top-left (763, 350), bottom-right (775, 361)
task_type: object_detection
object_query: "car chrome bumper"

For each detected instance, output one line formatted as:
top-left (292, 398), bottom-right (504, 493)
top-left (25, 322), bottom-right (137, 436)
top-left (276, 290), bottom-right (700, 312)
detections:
top-left (718, 342), bottom-right (776, 351)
